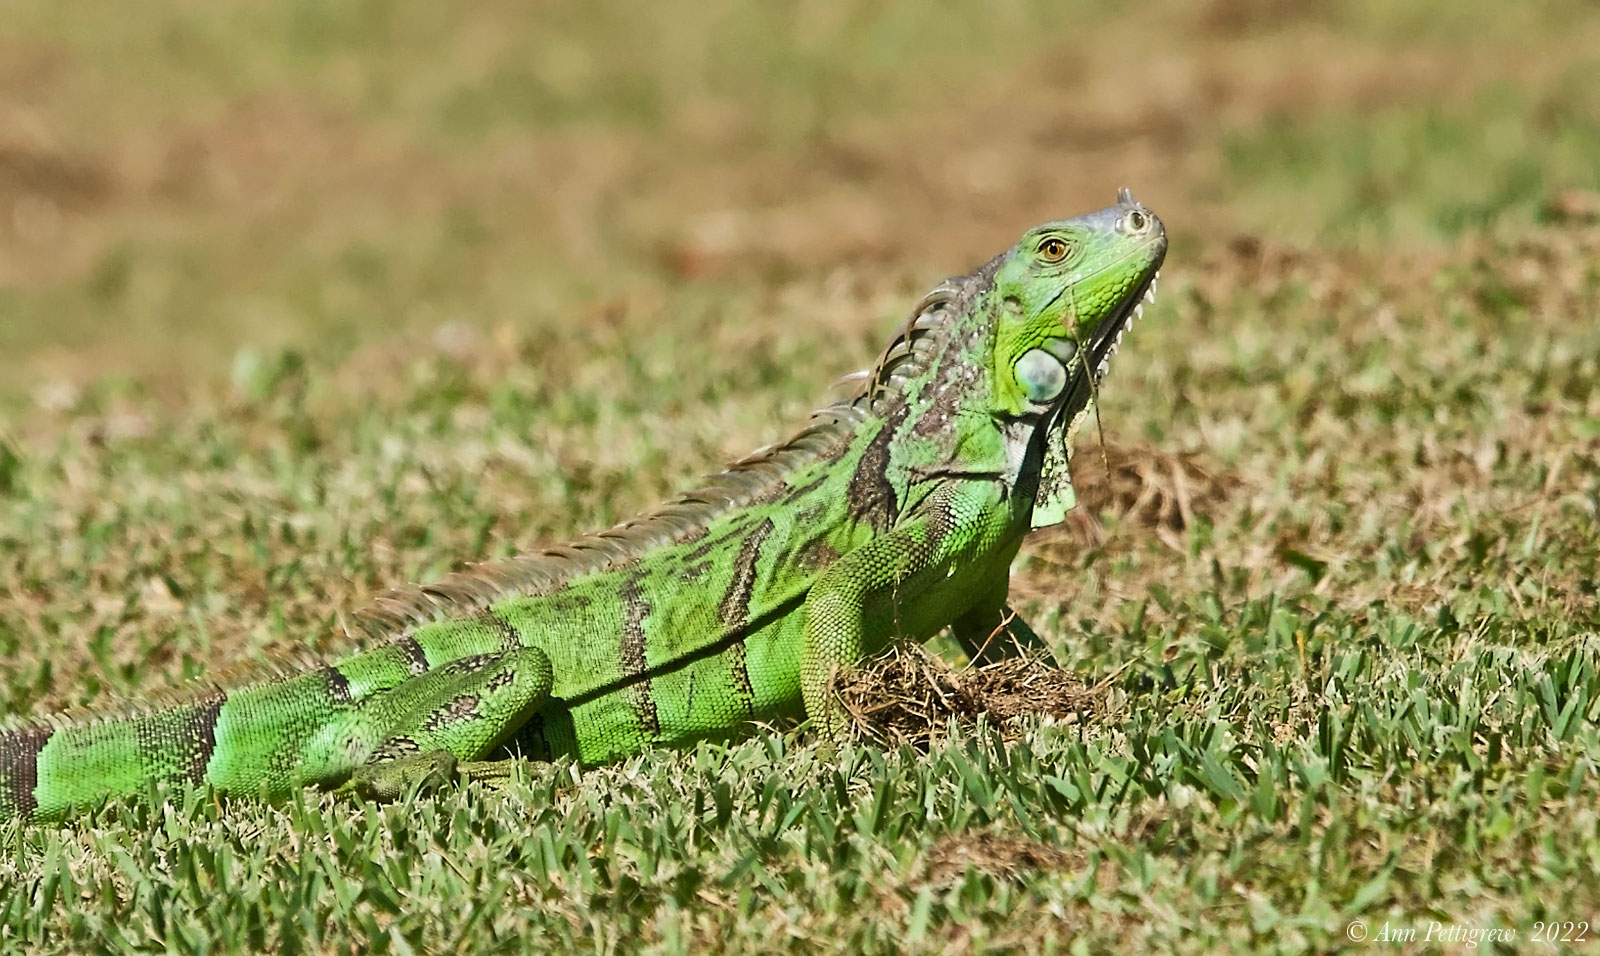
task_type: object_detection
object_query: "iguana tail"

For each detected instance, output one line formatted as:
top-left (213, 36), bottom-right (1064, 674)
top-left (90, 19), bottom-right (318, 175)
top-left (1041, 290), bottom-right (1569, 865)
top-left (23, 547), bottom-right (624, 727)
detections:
top-left (0, 664), bottom-right (348, 823)
top-left (0, 609), bottom-right (548, 823)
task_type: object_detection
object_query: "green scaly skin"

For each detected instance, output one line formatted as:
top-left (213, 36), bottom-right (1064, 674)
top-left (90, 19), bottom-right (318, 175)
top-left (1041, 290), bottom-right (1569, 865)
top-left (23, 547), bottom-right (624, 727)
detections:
top-left (0, 192), bottom-right (1166, 823)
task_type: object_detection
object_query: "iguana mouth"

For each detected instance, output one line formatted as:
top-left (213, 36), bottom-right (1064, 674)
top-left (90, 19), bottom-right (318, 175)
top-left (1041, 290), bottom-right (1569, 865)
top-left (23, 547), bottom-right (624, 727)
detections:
top-left (1089, 265), bottom-right (1161, 386)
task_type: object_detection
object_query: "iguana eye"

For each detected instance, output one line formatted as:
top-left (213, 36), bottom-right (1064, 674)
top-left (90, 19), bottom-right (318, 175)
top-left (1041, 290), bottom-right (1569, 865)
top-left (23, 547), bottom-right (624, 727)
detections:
top-left (1123, 209), bottom-right (1149, 233)
top-left (1016, 349), bottom-right (1067, 403)
top-left (1038, 236), bottom-right (1074, 263)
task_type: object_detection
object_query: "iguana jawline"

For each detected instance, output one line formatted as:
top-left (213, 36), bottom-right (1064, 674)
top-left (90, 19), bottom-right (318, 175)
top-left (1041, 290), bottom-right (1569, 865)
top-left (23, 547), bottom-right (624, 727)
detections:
top-left (1090, 262), bottom-right (1162, 385)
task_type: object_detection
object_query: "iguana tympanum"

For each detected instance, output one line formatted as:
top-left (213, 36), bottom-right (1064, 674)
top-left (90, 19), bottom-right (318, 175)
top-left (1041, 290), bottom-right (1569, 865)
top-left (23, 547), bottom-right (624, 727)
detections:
top-left (0, 192), bottom-right (1165, 822)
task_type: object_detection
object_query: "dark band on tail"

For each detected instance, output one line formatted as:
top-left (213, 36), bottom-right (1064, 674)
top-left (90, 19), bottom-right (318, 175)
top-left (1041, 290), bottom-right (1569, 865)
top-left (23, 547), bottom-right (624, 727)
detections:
top-left (0, 726), bottom-right (52, 820)
top-left (182, 691), bottom-right (228, 784)
top-left (132, 688), bottom-right (229, 787)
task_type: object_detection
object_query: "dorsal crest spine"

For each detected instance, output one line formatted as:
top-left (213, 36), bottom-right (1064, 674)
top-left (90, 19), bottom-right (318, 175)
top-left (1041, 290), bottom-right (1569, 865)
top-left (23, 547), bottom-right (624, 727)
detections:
top-left (348, 271), bottom-right (987, 641)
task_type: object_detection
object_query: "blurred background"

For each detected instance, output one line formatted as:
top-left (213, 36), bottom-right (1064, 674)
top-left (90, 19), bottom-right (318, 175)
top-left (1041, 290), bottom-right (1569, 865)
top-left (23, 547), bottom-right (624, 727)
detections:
top-left (2, 0), bottom-right (1597, 393)
top-left (4, 8), bottom-right (1598, 943)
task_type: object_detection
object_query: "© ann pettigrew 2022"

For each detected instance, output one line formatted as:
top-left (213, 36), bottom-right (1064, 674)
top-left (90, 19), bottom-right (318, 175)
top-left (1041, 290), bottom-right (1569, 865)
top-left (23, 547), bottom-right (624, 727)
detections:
top-left (0, 191), bottom-right (1166, 823)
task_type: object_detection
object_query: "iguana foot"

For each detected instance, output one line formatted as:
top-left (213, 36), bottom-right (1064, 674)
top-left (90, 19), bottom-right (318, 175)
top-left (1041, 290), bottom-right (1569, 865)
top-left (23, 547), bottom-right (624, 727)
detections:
top-left (338, 751), bottom-right (460, 803)
top-left (336, 753), bottom-right (531, 803)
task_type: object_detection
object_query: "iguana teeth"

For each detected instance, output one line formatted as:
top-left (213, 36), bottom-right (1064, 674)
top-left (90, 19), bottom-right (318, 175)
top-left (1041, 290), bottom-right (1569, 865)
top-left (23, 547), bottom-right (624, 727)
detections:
top-left (1093, 282), bottom-right (1148, 383)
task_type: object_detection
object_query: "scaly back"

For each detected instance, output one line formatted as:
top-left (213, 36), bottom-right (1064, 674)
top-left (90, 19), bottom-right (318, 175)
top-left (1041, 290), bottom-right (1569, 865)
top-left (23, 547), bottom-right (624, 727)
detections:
top-left (348, 269), bottom-right (992, 642)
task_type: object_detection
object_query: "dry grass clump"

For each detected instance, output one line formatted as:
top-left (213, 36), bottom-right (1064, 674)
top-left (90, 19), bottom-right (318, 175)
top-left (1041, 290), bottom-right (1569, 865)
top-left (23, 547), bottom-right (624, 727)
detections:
top-left (922, 832), bottom-right (1075, 886)
top-left (833, 644), bottom-right (1106, 748)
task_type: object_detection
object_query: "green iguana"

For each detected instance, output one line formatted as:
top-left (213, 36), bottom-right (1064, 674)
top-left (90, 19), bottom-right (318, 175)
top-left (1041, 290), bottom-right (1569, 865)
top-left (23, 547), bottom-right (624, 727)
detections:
top-left (0, 191), bottom-right (1165, 823)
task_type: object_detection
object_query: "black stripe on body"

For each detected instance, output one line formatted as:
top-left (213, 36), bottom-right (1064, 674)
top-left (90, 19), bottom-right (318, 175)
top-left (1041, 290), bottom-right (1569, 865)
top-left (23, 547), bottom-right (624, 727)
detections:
top-left (847, 413), bottom-right (905, 530)
top-left (619, 574), bottom-right (660, 737)
top-left (369, 736), bottom-right (422, 762)
top-left (794, 534), bottom-right (840, 571)
top-left (684, 527), bottom-right (740, 564)
top-left (912, 365), bottom-right (972, 440)
top-left (322, 666), bottom-right (353, 706)
top-left (453, 654), bottom-right (495, 673)
top-left (422, 694), bottom-right (483, 733)
top-left (726, 640), bottom-right (756, 720)
top-left (396, 635), bottom-right (430, 676)
top-left (477, 610), bottom-right (523, 651)
top-left (0, 725), bottom-right (51, 820)
top-left (784, 473), bottom-right (830, 501)
top-left (718, 518), bottom-right (774, 629)
top-left (563, 588), bottom-right (809, 709)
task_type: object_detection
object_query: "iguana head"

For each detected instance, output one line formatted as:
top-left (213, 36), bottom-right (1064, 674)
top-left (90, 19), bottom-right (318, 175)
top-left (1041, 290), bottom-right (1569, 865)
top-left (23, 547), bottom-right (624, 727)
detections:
top-left (991, 188), bottom-right (1166, 413)
top-left (989, 189), bottom-right (1167, 526)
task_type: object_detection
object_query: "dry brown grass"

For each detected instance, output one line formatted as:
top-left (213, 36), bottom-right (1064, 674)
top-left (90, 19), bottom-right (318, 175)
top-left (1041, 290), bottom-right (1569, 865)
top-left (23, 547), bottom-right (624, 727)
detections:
top-left (921, 831), bottom-right (1074, 886)
top-left (834, 644), bottom-right (1105, 749)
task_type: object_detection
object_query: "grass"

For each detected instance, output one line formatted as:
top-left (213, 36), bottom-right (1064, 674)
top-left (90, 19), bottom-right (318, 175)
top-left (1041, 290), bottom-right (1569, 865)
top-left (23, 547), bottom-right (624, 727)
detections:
top-left (2, 0), bottom-right (1600, 952)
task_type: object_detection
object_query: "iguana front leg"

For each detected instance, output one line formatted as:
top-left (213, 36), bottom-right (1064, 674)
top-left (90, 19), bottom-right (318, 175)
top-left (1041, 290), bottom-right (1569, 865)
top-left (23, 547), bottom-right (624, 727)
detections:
top-left (301, 646), bottom-right (553, 800)
top-left (950, 575), bottom-right (1049, 665)
top-left (801, 485), bottom-right (1012, 738)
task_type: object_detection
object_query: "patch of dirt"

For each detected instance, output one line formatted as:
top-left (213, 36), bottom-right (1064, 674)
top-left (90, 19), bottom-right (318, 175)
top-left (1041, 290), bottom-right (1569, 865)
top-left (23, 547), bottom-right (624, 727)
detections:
top-left (833, 643), bottom-right (1105, 749)
top-left (0, 107), bottom-right (117, 275)
top-left (922, 831), bottom-right (1075, 886)
top-left (1544, 187), bottom-right (1600, 225)
top-left (1195, 0), bottom-right (1333, 36)
top-left (0, 143), bottom-right (113, 211)
top-left (0, 39), bottom-right (119, 285)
